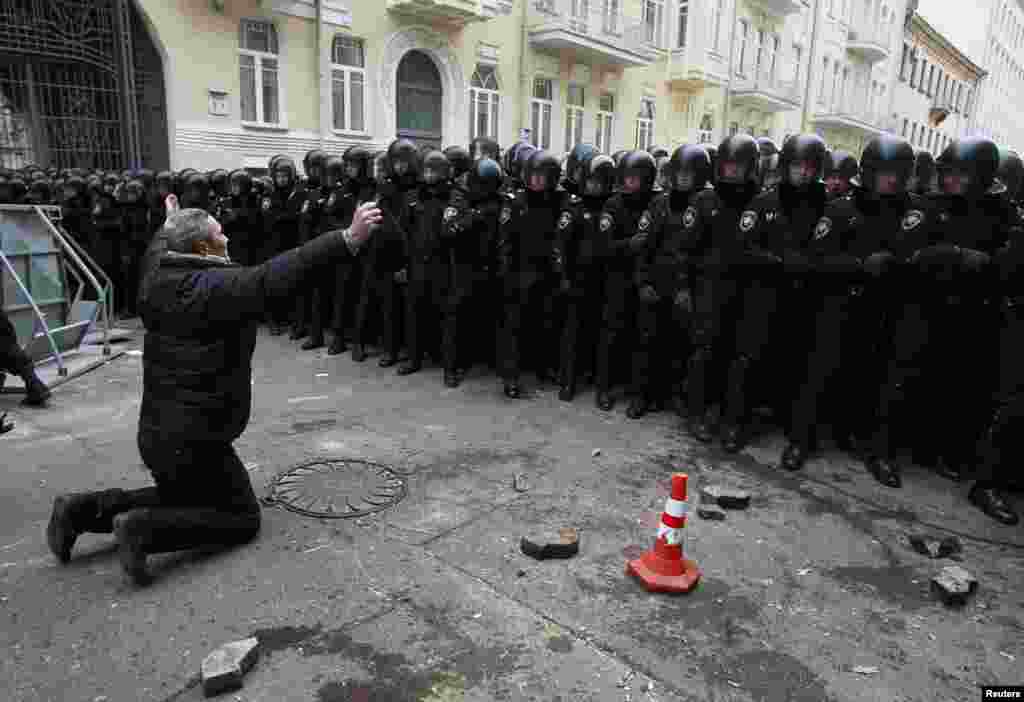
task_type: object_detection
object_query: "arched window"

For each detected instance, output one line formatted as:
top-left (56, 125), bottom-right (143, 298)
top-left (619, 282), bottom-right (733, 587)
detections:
top-left (331, 35), bottom-right (366, 133)
top-left (469, 64), bottom-right (499, 141)
top-left (239, 19), bottom-right (280, 125)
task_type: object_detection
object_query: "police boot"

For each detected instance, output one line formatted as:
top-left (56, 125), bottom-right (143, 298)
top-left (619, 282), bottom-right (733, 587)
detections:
top-left (289, 325), bottom-right (308, 341)
top-left (397, 358), bottom-right (422, 376)
top-left (969, 484), bottom-right (1019, 526)
top-left (865, 456), bottom-right (902, 488)
top-left (443, 369), bottom-right (460, 388)
top-left (558, 382), bottom-right (576, 402)
top-left (689, 409), bottom-right (715, 444)
top-left (301, 334), bottom-right (324, 351)
top-left (780, 442), bottom-right (810, 472)
top-left (327, 336), bottom-right (347, 355)
top-left (720, 355), bottom-right (752, 454)
top-left (720, 424), bottom-right (745, 454)
top-left (378, 353), bottom-right (399, 368)
top-left (596, 389), bottom-right (614, 412)
top-left (351, 344), bottom-right (367, 362)
top-left (504, 379), bottom-right (521, 399)
top-left (626, 396), bottom-right (648, 420)
top-left (22, 369), bottom-right (51, 407)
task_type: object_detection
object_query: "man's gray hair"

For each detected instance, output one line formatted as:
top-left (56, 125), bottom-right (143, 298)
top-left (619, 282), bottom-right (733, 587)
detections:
top-left (163, 208), bottom-right (215, 253)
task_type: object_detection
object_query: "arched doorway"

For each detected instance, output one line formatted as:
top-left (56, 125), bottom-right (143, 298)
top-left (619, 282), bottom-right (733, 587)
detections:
top-left (396, 50), bottom-right (442, 150)
top-left (0, 0), bottom-right (168, 170)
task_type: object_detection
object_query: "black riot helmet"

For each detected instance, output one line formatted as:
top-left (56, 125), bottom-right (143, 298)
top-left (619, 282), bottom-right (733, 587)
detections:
top-left (268, 154), bottom-right (289, 172)
top-left (936, 136), bottom-right (1001, 198)
top-left (648, 146), bottom-right (669, 159)
top-left (117, 179), bottom-right (146, 206)
top-left (716, 134), bottom-right (760, 186)
top-left (997, 149), bottom-right (1024, 202)
top-left (154, 171), bottom-right (174, 198)
top-left (182, 172), bottom-right (210, 209)
top-left (63, 174), bottom-right (87, 203)
top-left (136, 169), bottom-right (155, 192)
top-left (469, 136), bottom-right (500, 161)
top-left (386, 139), bottom-right (421, 186)
top-left (824, 150), bottom-right (859, 198)
top-left (209, 169), bottom-right (230, 199)
top-left (421, 150), bottom-right (451, 187)
top-left (254, 175), bottom-right (274, 199)
top-left (323, 156), bottom-right (345, 190)
top-left (618, 150), bottom-right (657, 195)
top-left (303, 149), bottom-right (328, 187)
top-left (102, 172), bottom-right (121, 195)
top-left (228, 169), bottom-right (253, 198)
top-left (273, 156), bottom-right (297, 190)
top-left (779, 133), bottom-right (828, 190)
top-left (565, 143), bottom-right (599, 193)
top-left (467, 157), bottom-right (504, 203)
top-left (25, 178), bottom-right (52, 205)
top-left (668, 144), bottom-right (712, 193)
top-left (859, 135), bottom-right (915, 197)
top-left (6, 177), bottom-right (26, 203)
top-left (523, 150), bottom-right (561, 193)
top-left (343, 145), bottom-right (373, 186)
top-left (583, 154), bottom-right (616, 199)
top-left (505, 142), bottom-right (537, 184)
top-left (443, 145), bottom-right (472, 187)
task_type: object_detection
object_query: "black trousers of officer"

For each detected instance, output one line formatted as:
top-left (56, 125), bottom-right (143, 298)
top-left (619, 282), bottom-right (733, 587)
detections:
top-left (719, 277), bottom-right (780, 430)
top-left (686, 274), bottom-right (744, 420)
top-left (631, 295), bottom-right (671, 402)
top-left (647, 293), bottom-right (692, 405)
top-left (405, 259), bottom-right (446, 364)
top-left (331, 257), bottom-right (363, 342)
top-left (354, 266), bottom-right (403, 357)
top-left (441, 260), bottom-right (475, 372)
top-left (121, 241), bottom-right (147, 317)
top-left (975, 300), bottom-right (1024, 489)
top-left (595, 272), bottom-right (638, 394)
top-left (497, 270), bottom-right (557, 382)
top-left (471, 268), bottom-right (501, 369)
top-left (65, 429), bottom-right (261, 558)
top-left (559, 273), bottom-right (603, 389)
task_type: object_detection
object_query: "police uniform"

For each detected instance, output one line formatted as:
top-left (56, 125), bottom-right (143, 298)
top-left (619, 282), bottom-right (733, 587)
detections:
top-left (326, 181), bottom-right (374, 354)
top-left (401, 182), bottom-right (451, 372)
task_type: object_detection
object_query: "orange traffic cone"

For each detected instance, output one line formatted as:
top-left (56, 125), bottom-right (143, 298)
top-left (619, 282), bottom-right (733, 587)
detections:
top-left (626, 472), bottom-right (701, 594)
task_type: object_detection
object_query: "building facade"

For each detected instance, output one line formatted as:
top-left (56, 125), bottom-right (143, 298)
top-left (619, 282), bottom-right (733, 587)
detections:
top-left (965, 0), bottom-right (1024, 152)
top-left (891, 12), bottom-right (985, 158)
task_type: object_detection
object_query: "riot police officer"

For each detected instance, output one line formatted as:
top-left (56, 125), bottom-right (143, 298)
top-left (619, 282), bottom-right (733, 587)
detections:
top-left (293, 150), bottom-right (330, 348)
top-left (470, 136), bottom-right (501, 162)
top-left (594, 151), bottom-right (661, 414)
top-left (220, 169), bottom-right (261, 266)
top-left (685, 134), bottom-right (762, 442)
top-left (262, 156), bottom-right (303, 334)
top-left (91, 173), bottom-right (123, 313)
top-left (118, 177), bottom-right (151, 316)
top-left (557, 153), bottom-right (615, 401)
top-left (496, 149), bottom-right (563, 398)
top-left (824, 150), bottom-right (859, 201)
top-left (181, 172), bottom-right (211, 212)
top-left (399, 150), bottom-right (452, 376)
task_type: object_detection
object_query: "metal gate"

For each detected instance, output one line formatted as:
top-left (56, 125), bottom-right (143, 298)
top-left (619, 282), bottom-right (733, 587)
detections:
top-left (0, 0), bottom-right (168, 172)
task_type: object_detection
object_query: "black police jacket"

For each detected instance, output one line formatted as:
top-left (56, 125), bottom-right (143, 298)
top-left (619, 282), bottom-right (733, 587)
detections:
top-left (649, 190), bottom-right (704, 298)
top-left (599, 192), bottom-right (661, 284)
top-left (444, 189), bottom-right (502, 269)
top-left (137, 229), bottom-right (355, 442)
top-left (557, 193), bottom-right (610, 287)
top-left (406, 185), bottom-right (450, 268)
top-left (739, 183), bottom-right (827, 281)
top-left (498, 190), bottom-right (562, 276)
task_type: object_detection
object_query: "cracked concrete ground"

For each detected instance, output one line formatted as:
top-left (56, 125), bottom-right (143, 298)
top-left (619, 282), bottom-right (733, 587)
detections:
top-left (1, 327), bottom-right (1022, 702)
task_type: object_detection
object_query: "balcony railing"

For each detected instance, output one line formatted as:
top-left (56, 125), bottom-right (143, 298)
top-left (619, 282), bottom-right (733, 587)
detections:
top-left (529, 0), bottom-right (658, 67)
top-left (846, 23), bottom-right (890, 62)
top-left (732, 64), bottom-right (802, 110)
top-left (385, 0), bottom-right (491, 24)
top-left (814, 103), bottom-right (888, 135)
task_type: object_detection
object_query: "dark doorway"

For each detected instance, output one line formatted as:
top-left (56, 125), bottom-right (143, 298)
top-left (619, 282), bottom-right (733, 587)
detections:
top-left (396, 50), bottom-right (442, 150)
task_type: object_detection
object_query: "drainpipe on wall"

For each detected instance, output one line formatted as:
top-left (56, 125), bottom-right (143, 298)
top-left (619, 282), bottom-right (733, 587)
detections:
top-left (317, 0), bottom-right (326, 149)
top-left (519, 0), bottom-right (529, 145)
top-left (721, 0), bottom-right (741, 137)
top-left (800, 0), bottom-right (821, 133)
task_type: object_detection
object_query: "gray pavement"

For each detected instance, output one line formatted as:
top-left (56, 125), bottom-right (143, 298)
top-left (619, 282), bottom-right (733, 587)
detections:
top-left (1, 326), bottom-right (1022, 702)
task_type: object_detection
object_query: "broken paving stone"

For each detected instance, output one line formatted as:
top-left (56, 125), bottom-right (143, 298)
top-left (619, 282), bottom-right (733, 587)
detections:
top-left (521, 528), bottom-right (579, 560)
top-left (697, 507), bottom-right (726, 521)
top-left (201, 638), bottom-right (260, 698)
top-left (512, 473), bottom-right (530, 492)
top-left (931, 566), bottom-right (978, 607)
top-left (591, 448), bottom-right (602, 457)
top-left (908, 534), bottom-right (962, 559)
top-left (852, 665), bottom-right (879, 675)
top-left (700, 485), bottom-right (751, 510)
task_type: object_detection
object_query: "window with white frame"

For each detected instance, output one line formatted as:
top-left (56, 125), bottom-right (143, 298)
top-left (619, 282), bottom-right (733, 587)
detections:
top-left (331, 35), bottom-right (365, 133)
top-left (635, 97), bottom-right (655, 151)
top-left (470, 64), bottom-right (500, 141)
top-left (596, 93), bottom-right (615, 153)
top-left (565, 84), bottom-right (586, 151)
top-left (531, 77), bottom-right (554, 150)
top-left (755, 29), bottom-right (766, 74)
top-left (643, 0), bottom-right (665, 46)
top-left (677, 0), bottom-right (689, 48)
top-left (239, 19), bottom-right (281, 125)
top-left (737, 20), bottom-right (749, 74)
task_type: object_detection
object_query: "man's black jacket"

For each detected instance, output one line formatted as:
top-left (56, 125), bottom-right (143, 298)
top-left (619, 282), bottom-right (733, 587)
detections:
top-left (137, 229), bottom-right (355, 442)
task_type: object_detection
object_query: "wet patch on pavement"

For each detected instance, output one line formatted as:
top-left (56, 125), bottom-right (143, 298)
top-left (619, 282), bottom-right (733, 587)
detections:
top-left (822, 564), bottom-right (932, 610)
top-left (703, 648), bottom-right (837, 702)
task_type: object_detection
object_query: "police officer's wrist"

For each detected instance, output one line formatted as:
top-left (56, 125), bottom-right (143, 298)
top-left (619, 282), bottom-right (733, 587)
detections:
top-left (341, 227), bottom-right (361, 255)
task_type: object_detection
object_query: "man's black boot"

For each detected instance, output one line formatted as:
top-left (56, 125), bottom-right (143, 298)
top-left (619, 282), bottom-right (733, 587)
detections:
top-left (626, 396), bottom-right (647, 420)
top-left (327, 337), bottom-right (347, 355)
top-left (503, 380), bottom-right (521, 399)
top-left (397, 359), bottom-right (422, 376)
top-left (289, 325), bottom-right (308, 341)
top-left (443, 369), bottom-right (460, 388)
top-left (113, 511), bottom-right (153, 587)
top-left (721, 424), bottom-right (744, 453)
top-left (558, 383), bottom-right (575, 402)
top-left (596, 390), bottom-right (614, 412)
top-left (351, 344), bottom-right (367, 362)
top-left (780, 442), bottom-right (810, 472)
top-left (301, 335), bottom-right (324, 351)
top-left (378, 353), bottom-right (399, 368)
top-left (865, 456), bottom-right (902, 488)
top-left (47, 489), bottom-right (126, 563)
top-left (969, 484), bottom-right (1019, 525)
top-left (690, 409), bottom-right (715, 443)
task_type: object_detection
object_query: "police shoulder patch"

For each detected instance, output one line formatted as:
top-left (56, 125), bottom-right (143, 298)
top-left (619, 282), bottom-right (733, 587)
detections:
top-left (600, 213), bottom-right (613, 232)
top-left (739, 210), bottom-right (757, 232)
top-left (261, 197), bottom-right (272, 211)
top-left (683, 206), bottom-right (697, 228)
top-left (500, 206), bottom-right (512, 224)
top-left (444, 206), bottom-right (458, 221)
top-left (639, 212), bottom-right (651, 231)
top-left (558, 211), bottom-right (572, 230)
top-left (901, 209), bottom-right (924, 230)
top-left (327, 193), bottom-right (337, 208)
top-left (814, 216), bottom-right (832, 240)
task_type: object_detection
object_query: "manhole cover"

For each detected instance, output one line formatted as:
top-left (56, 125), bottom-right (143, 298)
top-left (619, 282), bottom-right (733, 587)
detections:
top-left (265, 458), bottom-right (407, 518)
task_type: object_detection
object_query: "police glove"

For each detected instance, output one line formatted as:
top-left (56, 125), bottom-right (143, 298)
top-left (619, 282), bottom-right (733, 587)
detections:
top-left (863, 251), bottom-right (898, 278)
top-left (638, 285), bottom-right (660, 303)
top-left (393, 268), bottom-right (408, 284)
top-left (628, 232), bottom-right (648, 253)
top-left (674, 289), bottom-right (693, 313)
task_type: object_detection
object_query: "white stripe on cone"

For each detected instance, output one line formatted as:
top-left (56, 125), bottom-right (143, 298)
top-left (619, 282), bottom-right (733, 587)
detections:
top-left (664, 498), bottom-right (688, 518)
top-left (657, 524), bottom-right (685, 546)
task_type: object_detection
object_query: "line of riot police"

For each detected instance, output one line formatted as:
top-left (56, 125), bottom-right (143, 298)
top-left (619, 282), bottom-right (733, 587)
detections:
top-left (1, 129), bottom-right (1021, 527)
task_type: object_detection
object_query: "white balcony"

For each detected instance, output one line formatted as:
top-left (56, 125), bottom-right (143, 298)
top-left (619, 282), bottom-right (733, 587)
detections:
top-left (748, 0), bottom-right (804, 18)
top-left (667, 44), bottom-right (729, 88)
top-left (528, 0), bottom-right (658, 67)
top-left (813, 104), bottom-right (887, 137)
top-left (386, 0), bottom-right (492, 24)
top-left (731, 65), bottom-right (802, 112)
top-left (846, 24), bottom-right (890, 62)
